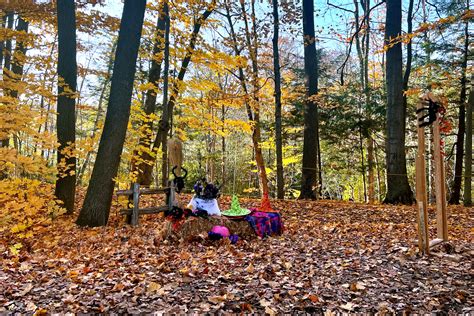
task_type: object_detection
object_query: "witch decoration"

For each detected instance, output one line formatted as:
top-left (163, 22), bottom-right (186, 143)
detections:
top-left (188, 179), bottom-right (222, 216)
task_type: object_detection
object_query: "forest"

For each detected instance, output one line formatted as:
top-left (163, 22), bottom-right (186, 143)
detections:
top-left (0, 0), bottom-right (472, 313)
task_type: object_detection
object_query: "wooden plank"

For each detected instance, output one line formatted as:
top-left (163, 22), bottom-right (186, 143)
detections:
top-left (168, 181), bottom-right (175, 211)
top-left (131, 183), bottom-right (140, 226)
top-left (416, 101), bottom-right (430, 255)
top-left (116, 187), bottom-right (168, 196)
top-left (433, 115), bottom-right (448, 241)
top-left (120, 206), bottom-right (169, 216)
top-left (429, 238), bottom-right (444, 248)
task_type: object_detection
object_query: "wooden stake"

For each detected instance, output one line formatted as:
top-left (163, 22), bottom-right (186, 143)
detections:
top-left (416, 101), bottom-right (429, 254)
top-left (131, 183), bottom-right (140, 226)
top-left (432, 115), bottom-right (448, 240)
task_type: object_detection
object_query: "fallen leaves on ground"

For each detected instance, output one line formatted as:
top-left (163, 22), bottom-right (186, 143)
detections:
top-left (0, 194), bottom-right (473, 313)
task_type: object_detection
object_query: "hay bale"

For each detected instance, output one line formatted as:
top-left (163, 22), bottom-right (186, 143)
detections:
top-left (162, 216), bottom-right (256, 241)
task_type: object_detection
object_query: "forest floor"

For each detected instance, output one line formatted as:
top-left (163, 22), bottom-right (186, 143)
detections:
top-left (1, 194), bottom-right (473, 314)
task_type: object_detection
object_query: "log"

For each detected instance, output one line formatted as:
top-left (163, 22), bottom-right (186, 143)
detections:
top-left (116, 187), bottom-right (168, 196)
top-left (120, 206), bottom-right (169, 215)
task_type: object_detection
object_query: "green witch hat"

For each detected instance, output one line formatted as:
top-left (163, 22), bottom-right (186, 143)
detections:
top-left (222, 195), bottom-right (251, 217)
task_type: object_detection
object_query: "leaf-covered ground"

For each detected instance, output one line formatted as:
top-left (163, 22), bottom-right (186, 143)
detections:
top-left (1, 195), bottom-right (473, 314)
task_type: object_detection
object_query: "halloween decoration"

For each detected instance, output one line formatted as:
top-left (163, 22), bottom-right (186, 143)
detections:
top-left (171, 166), bottom-right (187, 193)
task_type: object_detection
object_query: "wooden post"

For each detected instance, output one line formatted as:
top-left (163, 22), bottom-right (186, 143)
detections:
top-left (432, 114), bottom-right (448, 240)
top-left (416, 101), bottom-right (429, 254)
top-left (167, 180), bottom-right (175, 211)
top-left (131, 183), bottom-right (140, 226)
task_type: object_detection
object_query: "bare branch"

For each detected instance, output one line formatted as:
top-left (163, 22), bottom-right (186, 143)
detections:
top-left (327, 0), bottom-right (355, 13)
top-left (337, 0), bottom-right (386, 85)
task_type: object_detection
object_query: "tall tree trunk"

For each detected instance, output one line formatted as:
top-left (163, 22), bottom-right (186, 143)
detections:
top-left (55, 0), bottom-right (77, 214)
top-left (272, 0), bottom-right (284, 199)
top-left (221, 103), bottom-right (226, 187)
top-left (354, 0), bottom-right (367, 202)
top-left (367, 137), bottom-right (375, 203)
top-left (1, 14), bottom-right (27, 147)
top-left (138, 1), bottom-right (215, 185)
top-left (238, 0), bottom-right (270, 196)
top-left (0, 11), bottom-right (14, 154)
top-left (0, 12), bottom-right (7, 70)
top-left (77, 40), bottom-right (117, 185)
top-left (448, 6), bottom-right (468, 204)
top-left (77, 0), bottom-right (146, 227)
top-left (383, 0), bottom-right (413, 204)
top-left (299, 0), bottom-right (320, 200)
top-left (130, 1), bottom-right (167, 185)
top-left (463, 84), bottom-right (472, 206)
top-left (8, 16), bottom-right (28, 100)
top-left (363, 0), bottom-right (376, 203)
top-left (0, 13), bottom-right (28, 179)
top-left (2, 11), bottom-right (13, 74)
top-left (160, 1), bottom-right (170, 187)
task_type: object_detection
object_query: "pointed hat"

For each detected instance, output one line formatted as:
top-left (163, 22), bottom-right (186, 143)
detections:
top-left (222, 195), bottom-right (251, 217)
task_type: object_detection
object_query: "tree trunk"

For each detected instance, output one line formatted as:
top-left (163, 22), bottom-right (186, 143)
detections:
top-left (161, 136), bottom-right (168, 186)
top-left (0, 11), bottom-right (13, 154)
top-left (77, 40), bottom-right (117, 185)
top-left (77, 0), bottom-right (146, 227)
top-left (1, 13), bottom-right (27, 147)
top-left (130, 1), bottom-right (167, 185)
top-left (2, 11), bottom-right (13, 74)
top-left (221, 103), bottom-right (226, 187)
top-left (299, 0), bottom-right (319, 200)
top-left (55, 0), bottom-right (77, 214)
top-left (383, 0), bottom-right (413, 204)
top-left (364, 0), bottom-right (375, 203)
top-left (367, 136), bottom-right (375, 203)
top-left (138, 1), bottom-right (215, 185)
top-left (272, 0), bottom-right (284, 199)
top-left (463, 84), bottom-right (472, 206)
top-left (160, 1), bottom-right (171, 188)
top-left (0, 12), bottom-right (7, 70)
top-left (237, 0), bottom-right (270, 196)
top-left (448, 9), bottom-right (468, 204)
top-left (0, 13), bottom-right (28, 179)
top-left (6, 15), bottom-right (27, 100)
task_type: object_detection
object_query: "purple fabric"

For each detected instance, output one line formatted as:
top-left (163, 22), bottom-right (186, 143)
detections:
top-left (208, 231), bottom-right (224, 240)
top-left (245, 210), bottom-right (283, 238)
top-left (229, 234), bottom-right (239, 244)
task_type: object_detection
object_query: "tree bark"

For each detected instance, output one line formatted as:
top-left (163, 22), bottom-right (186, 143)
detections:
top-left (448, 8), bottom-right (468, 204)
top-left (299, 0), bottom-right (320, 200)
top-left (5, 15), bottom-right (27, 100)
top-left (77, 0), bottom-right (146, 227)
top-left (463, 84), bottom-right (472, 206)
top-left (272, 0), bottom-right (284, 199)
top-left (55, 0), bottom-right (77, 214)
top-left (130, 1), bottom-right (167, 185)
top-left (364, 0), bottom-right (375, 203)
top-left (367, 136), bottom-right (375, 203)
top-left (0, 13), bottom-right (28, 179)
top-left (138, 1), bottom-right (215, 185)
top-left (221, 103), bottom-right (226, 187)
top-left (383, 0), bottom-right (413, 204)
top-left (0, 12), bottom-right (6, 70)
top-left (239, 0), bottom-right (270, 196)
top-left (2, 11), bottom-right (13, 74)
top-left (160, 1), bottom-right (170, 187)
top-left (0, 11), bottom-right (14, 153)
top-left (77, 40), bottom-right (117, 185)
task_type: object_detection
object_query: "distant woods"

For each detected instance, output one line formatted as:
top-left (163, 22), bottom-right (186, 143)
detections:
top-left (0, 0), bottom-right (471, 227)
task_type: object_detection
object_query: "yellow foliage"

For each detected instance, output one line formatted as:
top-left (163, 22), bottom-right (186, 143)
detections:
top-left (0, 178), bottom-right (66, 254)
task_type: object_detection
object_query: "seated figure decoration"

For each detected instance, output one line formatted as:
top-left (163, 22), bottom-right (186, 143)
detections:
top-left (188, 178), bottom-right (221, 216)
